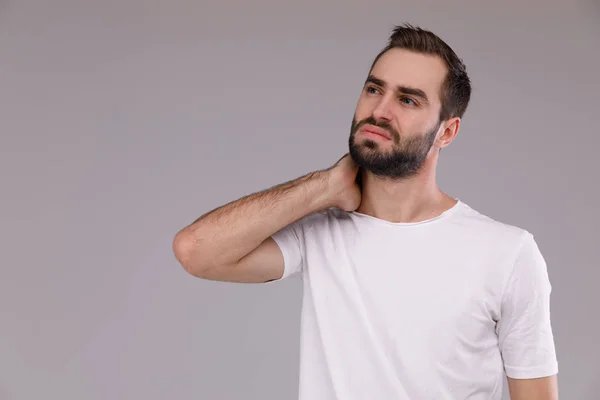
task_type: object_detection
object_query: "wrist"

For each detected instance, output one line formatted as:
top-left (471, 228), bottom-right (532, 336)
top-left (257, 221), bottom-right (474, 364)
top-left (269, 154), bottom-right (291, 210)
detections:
top-left (305, 170), bottom-right (337, 211)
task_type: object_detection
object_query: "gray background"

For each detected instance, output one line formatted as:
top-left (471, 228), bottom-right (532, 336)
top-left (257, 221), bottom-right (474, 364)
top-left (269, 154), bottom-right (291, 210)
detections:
top-left (1, 0), bottom-right (598, 399)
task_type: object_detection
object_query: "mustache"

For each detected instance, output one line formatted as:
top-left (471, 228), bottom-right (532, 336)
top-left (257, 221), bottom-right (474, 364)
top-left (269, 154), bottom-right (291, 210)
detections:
top-left (354, 116), bottom-right (398, 139)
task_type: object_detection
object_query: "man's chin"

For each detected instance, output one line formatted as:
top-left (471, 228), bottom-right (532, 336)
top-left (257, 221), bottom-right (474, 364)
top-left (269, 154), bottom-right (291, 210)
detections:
top-left (350, 145), bottom-right (388, 161)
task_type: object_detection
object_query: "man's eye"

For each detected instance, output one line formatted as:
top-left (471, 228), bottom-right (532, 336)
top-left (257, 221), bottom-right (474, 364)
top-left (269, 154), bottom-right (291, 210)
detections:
top-left (366, 86), bottom-right (380, 94)
top-left (400, 97), bottom-right (416, 106)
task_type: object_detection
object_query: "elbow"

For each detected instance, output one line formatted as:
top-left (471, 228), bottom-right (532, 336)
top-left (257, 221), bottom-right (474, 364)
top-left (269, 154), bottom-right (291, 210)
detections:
top-left (172, 230), bottom-right (205, 277)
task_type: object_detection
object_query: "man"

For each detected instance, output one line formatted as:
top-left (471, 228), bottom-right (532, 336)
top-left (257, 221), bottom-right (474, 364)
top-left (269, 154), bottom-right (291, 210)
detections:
top-left (173, 24), bottom-right (559, 400)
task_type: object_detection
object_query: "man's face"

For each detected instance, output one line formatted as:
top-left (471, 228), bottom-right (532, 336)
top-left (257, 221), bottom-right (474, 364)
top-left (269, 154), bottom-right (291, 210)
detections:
top-left (349, 48), bottom-right (447, 179)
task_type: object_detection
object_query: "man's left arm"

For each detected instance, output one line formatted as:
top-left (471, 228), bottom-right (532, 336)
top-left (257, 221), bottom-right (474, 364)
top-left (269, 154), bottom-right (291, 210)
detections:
top-left (496, 231), bottom-right (560, 399)
top-left (507, 375), bottom-right (558, 400)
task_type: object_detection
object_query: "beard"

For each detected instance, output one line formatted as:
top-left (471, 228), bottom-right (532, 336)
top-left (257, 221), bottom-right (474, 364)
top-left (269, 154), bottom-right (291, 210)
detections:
top-left (348, 115), bottom-right (441, 179)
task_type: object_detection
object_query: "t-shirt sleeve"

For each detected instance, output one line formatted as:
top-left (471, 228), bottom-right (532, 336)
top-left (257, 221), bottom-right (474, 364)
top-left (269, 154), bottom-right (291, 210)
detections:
top-left (270, 219), bottom-right (306, 281)
top-left (496, 231), bottom-right (559, 379)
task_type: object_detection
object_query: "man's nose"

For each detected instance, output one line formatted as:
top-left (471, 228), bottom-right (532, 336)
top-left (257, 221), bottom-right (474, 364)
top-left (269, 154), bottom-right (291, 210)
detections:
top-left (371, 96), bottom-right (394, 121)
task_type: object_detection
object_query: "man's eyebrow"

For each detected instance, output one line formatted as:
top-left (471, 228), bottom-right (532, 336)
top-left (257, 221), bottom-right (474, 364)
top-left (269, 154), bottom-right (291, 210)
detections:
top-left (365, 74), bottom-right (430, 104)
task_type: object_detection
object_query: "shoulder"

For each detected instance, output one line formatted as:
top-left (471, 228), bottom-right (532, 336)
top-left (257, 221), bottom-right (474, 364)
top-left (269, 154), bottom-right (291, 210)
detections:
top-left (454, 201), bottom-right (533, 250)
top-left (286, 207), bottom-right (352, 234)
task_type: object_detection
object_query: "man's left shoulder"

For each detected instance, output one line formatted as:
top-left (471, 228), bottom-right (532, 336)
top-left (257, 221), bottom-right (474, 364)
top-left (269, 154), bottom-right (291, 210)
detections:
top-left (454, 201), bottom-right (533, 249)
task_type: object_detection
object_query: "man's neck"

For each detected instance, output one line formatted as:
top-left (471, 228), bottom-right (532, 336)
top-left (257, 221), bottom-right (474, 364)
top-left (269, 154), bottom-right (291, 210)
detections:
top-left (355, 168), bottom-right (457, 224)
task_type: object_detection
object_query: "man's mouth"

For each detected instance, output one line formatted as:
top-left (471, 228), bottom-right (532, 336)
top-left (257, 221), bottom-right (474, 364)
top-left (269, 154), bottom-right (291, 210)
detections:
top-left (360, 125), bottom-right (392, 140)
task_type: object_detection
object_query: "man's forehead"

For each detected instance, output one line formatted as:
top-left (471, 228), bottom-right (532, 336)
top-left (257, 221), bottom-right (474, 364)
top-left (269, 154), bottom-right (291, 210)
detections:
top-left (369, 48), bottom-right (447, 101)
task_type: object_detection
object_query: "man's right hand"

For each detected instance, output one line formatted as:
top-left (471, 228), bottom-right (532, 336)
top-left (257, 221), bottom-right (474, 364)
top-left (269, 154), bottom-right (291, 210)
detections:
top-left (325, 153), bottom-right (362, 212)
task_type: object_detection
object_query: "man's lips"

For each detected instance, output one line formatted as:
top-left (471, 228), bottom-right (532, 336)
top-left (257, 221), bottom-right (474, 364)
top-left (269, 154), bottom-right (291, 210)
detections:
top-left (359, 125), bottom-right (392, 140)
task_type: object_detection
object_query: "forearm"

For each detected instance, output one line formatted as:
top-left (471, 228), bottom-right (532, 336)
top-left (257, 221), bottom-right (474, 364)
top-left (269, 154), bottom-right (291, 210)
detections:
top-left (174, 170), bottom-right (332, 273)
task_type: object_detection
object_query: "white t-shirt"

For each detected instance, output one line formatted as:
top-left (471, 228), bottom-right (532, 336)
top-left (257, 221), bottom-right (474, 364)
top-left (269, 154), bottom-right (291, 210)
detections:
top-left (270, 199), bottom-right (558, 400)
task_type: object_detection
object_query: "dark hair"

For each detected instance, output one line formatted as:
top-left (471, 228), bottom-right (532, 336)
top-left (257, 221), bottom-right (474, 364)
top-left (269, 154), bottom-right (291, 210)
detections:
top-left (369, 23), bottom-right (472, 122)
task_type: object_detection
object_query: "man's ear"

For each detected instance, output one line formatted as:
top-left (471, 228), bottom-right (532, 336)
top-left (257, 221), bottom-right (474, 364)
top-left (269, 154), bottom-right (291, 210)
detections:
top-left (438, 117), bottom-right (460, 148)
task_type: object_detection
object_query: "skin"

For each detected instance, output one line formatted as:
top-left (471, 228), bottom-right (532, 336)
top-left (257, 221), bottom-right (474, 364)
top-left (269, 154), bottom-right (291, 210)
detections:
top-left (508, 376), bottom-right (559, 400)
top-left (173, 46), bottom-right (558, 400)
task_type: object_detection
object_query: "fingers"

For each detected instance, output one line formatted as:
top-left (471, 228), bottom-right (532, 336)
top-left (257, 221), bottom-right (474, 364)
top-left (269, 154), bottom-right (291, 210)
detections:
top-left (346, 154), bottom-right (358, 170)
top-left (335, 153), bottom-right (349, 165)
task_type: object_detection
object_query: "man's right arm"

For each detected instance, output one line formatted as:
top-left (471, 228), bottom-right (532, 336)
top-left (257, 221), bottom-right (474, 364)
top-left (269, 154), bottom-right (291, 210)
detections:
top-left (172, 169), bottom-right (338, 283)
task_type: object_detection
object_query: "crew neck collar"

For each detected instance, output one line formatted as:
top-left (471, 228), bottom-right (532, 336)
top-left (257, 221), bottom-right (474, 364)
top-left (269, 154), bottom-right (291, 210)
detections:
top-left (350, 198), bottom-right (464, 227)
